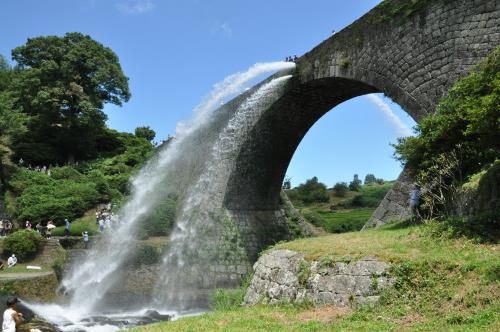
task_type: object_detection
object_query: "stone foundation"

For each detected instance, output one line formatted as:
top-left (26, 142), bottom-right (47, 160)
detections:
top-left (244, 250), bottom-right (393, 307)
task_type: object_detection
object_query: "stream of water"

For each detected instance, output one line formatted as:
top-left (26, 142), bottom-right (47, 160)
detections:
top-left (25, 61), bottom-right (295, 331)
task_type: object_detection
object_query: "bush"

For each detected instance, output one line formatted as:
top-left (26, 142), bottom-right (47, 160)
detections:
top-left (333, 182), bottom-right (348, 197)
top-left (302, 211), bottom-right (324, 227)
top-left (15, 181), bottom-right (98, 225)
top-left (293, 177), bottom-right (329, 204)
top-left (394, 47), bottom-right (500, 184)
top-left (2, 230), bottom-right (44, 262)
top-left (127, 244), bottom-right (161, 266)
top-left (140, 197), bottom-right (177, 238)
top-left (210, 288), bottom-right (247, 311)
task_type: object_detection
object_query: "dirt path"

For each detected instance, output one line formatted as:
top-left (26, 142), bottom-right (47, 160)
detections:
top-left (0, 271), bottom-right (53, 280)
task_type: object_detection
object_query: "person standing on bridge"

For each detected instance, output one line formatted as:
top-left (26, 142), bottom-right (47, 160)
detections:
top-left (2, 297), bottom-right (23, 332)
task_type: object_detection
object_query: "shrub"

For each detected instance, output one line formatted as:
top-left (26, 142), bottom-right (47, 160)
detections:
top-left (127, 244), bottom-right (161, 267)
top-left (294, 177), bottom-right (329, 204)
top-left (50, 166), bottom-right (84, 181)
top-left (140, 197), bottom-right (177, 238)
top-left (211, 288), bottom-right (246, 311)
top-left (333, 182), bottom-right (348, 197)
top-left (393, 47), bottom-right (499, 188)
top-left (2, 230), bottom-right (45, 262)
top-left (302, 211), bottom-right (324, 227)
top-left (15, 181), bottom-right (98, 225)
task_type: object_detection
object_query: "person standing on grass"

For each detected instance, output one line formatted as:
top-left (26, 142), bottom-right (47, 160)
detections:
top-left (2, 297), bottom-right (23, 332)
top-left (4, 221), bottom-right (12, 236)
top-left (64, 219), bottom-right (71, 236)
top-left (409, 184), bottom-right (421, 221)
top-left (82, 231), bottom-right (89, 249)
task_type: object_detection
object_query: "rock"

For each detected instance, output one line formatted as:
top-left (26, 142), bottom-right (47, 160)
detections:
top-left (243, 250), bottom-right (394, 308)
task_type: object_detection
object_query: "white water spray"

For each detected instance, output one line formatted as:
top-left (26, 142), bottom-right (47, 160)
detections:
top-left (26, 61), bottom-right (295, 329)
top-left (154, 74), bottom-right (293, 309)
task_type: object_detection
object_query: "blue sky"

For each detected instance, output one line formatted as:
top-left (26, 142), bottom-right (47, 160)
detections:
top-left (0, 0), bottom-right (416, 187)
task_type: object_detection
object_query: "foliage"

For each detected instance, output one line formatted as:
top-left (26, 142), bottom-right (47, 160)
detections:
top-left (348, 174), bottom-right (362, 192)
top-left (332, 182), bottom-right (348, 197)
top-left (9, 32), bottom-right (130, 164)
top-left (2, 229), bottom-right (44, 261)
top-left (134, 126), bottom-right (156, 142)
top-left (126, 244), bottom-right (162, 267)
top-left (297, 261), bottom-right (310, 286)
top-left (289, 177), bottom-right (329, 204)
top-left (394, 46), bottom-right (499, 185)
top-left (375, 0), bottom-right (442, 23)
top-left (211, 287), bottom-right (247, 312)
top-left (51, 213), bottom-right (98, 236)
top-left (0, 57), bottom-right (28, 187)
top-left (282, 177), bottom-right (291, 190)
top-left (424, 212), bottom-right (499, 244)
top-left (343, 182), bottom-right (392, 208)
top-left (7, 130), bottom-right (154, 224)
top-left (305, 208), bottom-right (375, 233)
top-left (364, 174), bottom-right (377, 185)
top-left (139, 197), bottom-right (177, 238)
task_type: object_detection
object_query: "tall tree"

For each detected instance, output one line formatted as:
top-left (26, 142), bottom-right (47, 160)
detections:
top-left (364, 173), bottom-right (377, 185)
top-left (0, 56), bottom-right (29, 187)
top-left (10, 32), bottom-right (131, 164)
top-left (349, 174), bottom-right (362, 191)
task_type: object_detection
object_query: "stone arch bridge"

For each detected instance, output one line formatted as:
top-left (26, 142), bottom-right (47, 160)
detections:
top-left (170, 0), bottom-right (499, 282)
top-left (217, 0), bottom-right (499, 231)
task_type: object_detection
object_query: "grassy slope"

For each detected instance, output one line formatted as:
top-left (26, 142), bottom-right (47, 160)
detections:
top-left (291, 182), bottom-right (393, 233)
top-left (51, 210), bottom-right (99, 236)
top-left (129, 222), bottom-right (499, 331)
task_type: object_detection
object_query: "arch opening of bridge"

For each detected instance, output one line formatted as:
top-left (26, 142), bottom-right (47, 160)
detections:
top-left (222, 75), bottom-right (417, 226)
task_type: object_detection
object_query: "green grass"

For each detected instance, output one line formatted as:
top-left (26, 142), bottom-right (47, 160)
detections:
top-left (0, 264), bottom-right (49, 274)
top-left (52, 211), bottom-right (98, 236)
top-left (290, 183), bottom-right (392, 233)
top-left (129, 221), bottom-right (499, 331)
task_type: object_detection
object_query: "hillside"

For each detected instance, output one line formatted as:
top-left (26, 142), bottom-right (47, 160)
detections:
top-left (129, 220), bottom-right (499, 331)
top-left (287, 182), bottom-right (393, 233)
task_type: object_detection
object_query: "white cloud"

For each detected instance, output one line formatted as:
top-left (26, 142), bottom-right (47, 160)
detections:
top-left (116, 0), bottom-right (155, 15)
top-left (365, 94), bottom-right (412, 137)
top-left (220, 23), bottom-right (232, 37)
top-left (211, 23), bottom-right (233, 38)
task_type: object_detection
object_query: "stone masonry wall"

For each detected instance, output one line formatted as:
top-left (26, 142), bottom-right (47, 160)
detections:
top-left (243, 250), bottom-right (393, 307)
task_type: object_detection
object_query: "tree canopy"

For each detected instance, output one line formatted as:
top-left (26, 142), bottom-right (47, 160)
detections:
top-left (9, 32), bottom-right (131, 164)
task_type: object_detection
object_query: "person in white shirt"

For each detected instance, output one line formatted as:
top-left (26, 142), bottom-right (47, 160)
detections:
top-left (7, 255), bottom-right (17, 268)
top-left (2, 297), bottom-right (22, 332)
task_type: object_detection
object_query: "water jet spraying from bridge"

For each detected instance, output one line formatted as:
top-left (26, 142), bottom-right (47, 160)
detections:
top-left (25, 61), bottom-right (295, 331)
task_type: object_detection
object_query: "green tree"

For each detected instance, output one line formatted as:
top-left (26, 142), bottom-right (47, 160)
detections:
top-left (295, 176), bottom-right (329, 203)
top-left (394, 46), bottom-right (499, 178)
top-left (333, 182), bottom-right (348, 197)
top-left (10, 32), bottom-right (131, 164)
top-left (282, 177), bottom-right (292, 190)
top-left (135, 126), bottom-right (156, 142)
top-left (349, 174), bottom-right (362, 191)
top-left (393, 47), bottom-right (500, 219)
top-left (0, 56), bottom-right (29, 187)
top-left (364, 173), bottom-right (377, 185)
